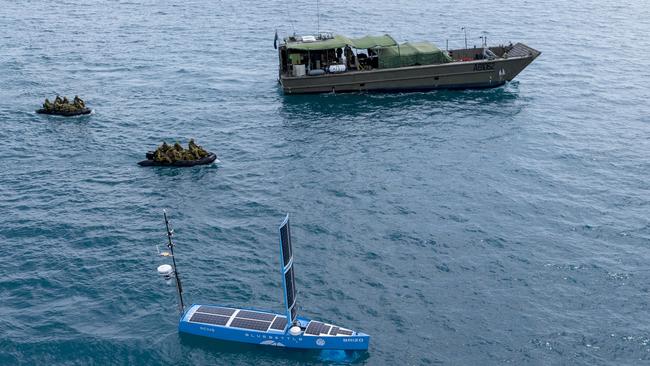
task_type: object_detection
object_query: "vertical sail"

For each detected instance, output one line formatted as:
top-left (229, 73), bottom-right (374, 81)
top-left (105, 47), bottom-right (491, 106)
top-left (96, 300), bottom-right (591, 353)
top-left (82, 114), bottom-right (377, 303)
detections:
top-left (279, 214), bottom-right (297, 325)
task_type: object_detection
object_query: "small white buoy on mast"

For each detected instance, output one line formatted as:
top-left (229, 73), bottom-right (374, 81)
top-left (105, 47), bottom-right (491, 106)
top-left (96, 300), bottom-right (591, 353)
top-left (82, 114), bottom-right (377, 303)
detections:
top-left (156, 209), bottom-right (185, 313)
top-left (157, 264), bottom-right (174, 282)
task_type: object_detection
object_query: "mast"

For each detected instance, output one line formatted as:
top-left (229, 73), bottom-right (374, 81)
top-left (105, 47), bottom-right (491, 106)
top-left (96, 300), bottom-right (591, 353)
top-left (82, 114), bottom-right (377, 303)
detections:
top-left (279, 214), bottom-right (297, 327)
top-left (164, 210), bottom-right (185, 313)
top-left (462, 27), bottom-right (468, 49)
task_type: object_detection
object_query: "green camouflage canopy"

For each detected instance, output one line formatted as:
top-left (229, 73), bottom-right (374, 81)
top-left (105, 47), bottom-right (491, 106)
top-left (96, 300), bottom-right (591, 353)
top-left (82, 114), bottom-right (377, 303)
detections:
top-left (378, 42), bottom-right (452, 68)
top-left (286, 34), bottom-right (397, 51)
top-left (350, 34), bottom-right (397, 49)
top-left (286, 35), bottom-right (353, 51)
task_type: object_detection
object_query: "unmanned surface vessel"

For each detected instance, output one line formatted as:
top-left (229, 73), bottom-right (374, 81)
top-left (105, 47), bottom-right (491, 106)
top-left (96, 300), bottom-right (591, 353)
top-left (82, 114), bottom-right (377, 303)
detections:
top-left (157, 212), bottom-right (370, 350)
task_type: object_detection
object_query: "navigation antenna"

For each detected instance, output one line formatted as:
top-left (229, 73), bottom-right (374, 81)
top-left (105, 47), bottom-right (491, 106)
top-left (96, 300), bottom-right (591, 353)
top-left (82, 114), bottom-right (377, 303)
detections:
top-left (156, 210), bottom-right (185, 313)
top-left (285, 7), bottom-right (296, 36)
top-left (316, 0), bottom-right (320, 35)
top-left (461, 27), bottom-right (468, 49)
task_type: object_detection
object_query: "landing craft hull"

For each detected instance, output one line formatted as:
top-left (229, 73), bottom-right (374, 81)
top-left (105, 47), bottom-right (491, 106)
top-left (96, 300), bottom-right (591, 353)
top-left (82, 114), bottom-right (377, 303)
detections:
top-left (280, 43), bottom-right (540, 94)
top-left (178, 304), bottom-right (370, 350)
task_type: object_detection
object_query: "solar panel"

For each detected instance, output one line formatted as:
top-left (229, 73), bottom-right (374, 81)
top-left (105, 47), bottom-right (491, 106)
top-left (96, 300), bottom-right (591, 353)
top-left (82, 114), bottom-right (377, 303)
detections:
top-left (197, 306), bottom-right (236, 317)
top-left (190, 313), bottom-right (230, 326)
top-left (280, 217), bottom-right (292, 267)
top-left (270, 316), bottom-right (287, 330)
top-left (337, 329), bottom-right (353, 336)
top-left (329, 326), bottom-right (339, 335)
top-left (236, 310), bottom-right (276, 322)
top-left (229, 317), bottom-right (271, 332)
top-left (290, 305), bottom-right (297, 322)
top-left (305, 321), bottom-right (324, 335)
top-left (285, 266), bottom-right (296, 307)
top-left (279, 215), bottom-right (298, 323)
top-left (321, 325), bottom-right (331, 335)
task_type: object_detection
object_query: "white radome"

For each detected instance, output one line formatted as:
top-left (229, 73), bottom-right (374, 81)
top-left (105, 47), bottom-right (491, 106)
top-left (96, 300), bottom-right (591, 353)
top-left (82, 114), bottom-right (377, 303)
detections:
top-left (157, 264), bottom-right (173, 276)
top-left (289, 326), bottom-right (302, 336)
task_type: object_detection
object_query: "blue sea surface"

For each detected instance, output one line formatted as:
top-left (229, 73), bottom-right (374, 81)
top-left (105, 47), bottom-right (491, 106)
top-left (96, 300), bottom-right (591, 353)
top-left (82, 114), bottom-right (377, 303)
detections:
top-left (1, 0), bottom-right (649, 365)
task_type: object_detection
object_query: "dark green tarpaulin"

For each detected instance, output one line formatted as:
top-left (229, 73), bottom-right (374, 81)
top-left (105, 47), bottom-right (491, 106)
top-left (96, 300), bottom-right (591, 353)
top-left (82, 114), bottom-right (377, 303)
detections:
top-left (286, 34), bottom-right (397, 51)
top-left (378, 42), bottom-right (452, 68)
top-left (286, 35), bottom-right (352, 51)
top-left (350, 34), bottom-right (397, 49)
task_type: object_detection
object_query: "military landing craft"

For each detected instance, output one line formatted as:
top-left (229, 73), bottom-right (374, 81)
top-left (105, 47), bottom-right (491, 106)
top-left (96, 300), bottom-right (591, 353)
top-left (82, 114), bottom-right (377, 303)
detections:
top-left (276, 32), bottom-right (540, 94)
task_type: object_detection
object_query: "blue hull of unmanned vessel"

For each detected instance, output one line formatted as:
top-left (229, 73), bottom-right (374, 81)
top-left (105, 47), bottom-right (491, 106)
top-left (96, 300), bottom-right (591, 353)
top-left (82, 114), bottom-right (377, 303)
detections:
top-left (178, 304), bottom-right (370, 350)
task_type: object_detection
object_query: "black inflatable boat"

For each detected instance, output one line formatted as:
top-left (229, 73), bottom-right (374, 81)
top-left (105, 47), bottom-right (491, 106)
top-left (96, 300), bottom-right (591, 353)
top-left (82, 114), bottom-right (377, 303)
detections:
top-left (138, 153), bottom-right (217, 167)
top-left (36, 108), bottom-right (92, 116)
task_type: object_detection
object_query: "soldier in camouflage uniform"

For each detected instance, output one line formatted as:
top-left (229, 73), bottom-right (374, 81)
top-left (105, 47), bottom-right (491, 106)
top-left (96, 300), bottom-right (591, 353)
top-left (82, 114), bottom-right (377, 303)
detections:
top-left (188, 139), bottom-right (208, 159)
top-left (151, 140), bottom-right (210, 164)
top-left (54, 96), bottom-right (63, 110)
top-left (73, 96), bottom-right (85, 109)
top-left (43, 98), bottom-right (52, 111)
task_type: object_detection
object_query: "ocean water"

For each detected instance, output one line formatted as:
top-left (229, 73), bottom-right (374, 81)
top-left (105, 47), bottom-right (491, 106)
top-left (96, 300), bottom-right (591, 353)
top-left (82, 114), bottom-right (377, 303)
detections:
top-left (1, 0), bottom-right (649, 364)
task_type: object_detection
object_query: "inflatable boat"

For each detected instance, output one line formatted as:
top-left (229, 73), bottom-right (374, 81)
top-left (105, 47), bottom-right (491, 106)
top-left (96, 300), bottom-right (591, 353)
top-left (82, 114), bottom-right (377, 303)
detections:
top-left (138, 153), bottom-right (217, 167)
top-left (36, 108), bottom-right (92, 116)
